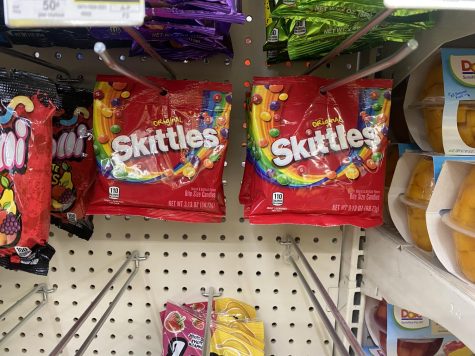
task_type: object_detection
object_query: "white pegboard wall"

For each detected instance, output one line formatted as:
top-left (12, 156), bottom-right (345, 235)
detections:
top-left (0, 0), bottom-right (361, 354)
top-left (0, 220), bottom-right (343, 356)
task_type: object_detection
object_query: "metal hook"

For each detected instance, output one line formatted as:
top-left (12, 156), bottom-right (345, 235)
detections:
top-left (0, 48), bottom-right (83, 83)
top-left (201, 287), bottom-right (223, 355)
top-left (122, 27), bottom-right (177, 80)
top-left (49, 251), bottom-right (148, 356)
top-left (304, 8), bottom-right (395, 75)
top-left (282, 237), bottom-right (364, 356)
top-left (0, 283), bottom-right (55, 346)
top-left (94, 42), bottom-right (168, 95)
top-left (320, 39), bottom-right (418, 94)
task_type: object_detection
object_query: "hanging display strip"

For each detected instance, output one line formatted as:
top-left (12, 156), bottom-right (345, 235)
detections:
top-left (2, 0), bottom-right (145, 28)
top-left (0, 219), bottom-right (343, 355)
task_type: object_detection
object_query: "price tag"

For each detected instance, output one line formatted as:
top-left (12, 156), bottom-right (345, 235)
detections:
top-left (3, 0), bottom-right (145, 28)
top-left (384, 0), bottom-right (475, 10)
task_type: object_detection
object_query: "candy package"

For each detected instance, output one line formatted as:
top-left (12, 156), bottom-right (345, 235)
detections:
top-left (51, 86), bottom-right (95, 240)
top-left (0, 70), bottom-right (58, 275)
top-left (161, 299), bottom-right (264, 356)
top-left (88, 76), bottom-right (232, 222)
top-left (240, 76), bottom-right (392, 228)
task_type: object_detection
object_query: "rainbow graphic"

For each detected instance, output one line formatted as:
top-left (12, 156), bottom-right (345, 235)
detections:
top-left (93, 80), bottom-right (232, 183)
top-left (247, 84), bottom-right (391, 188)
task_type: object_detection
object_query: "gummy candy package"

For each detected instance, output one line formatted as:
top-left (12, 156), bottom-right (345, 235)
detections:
top-left (0, 70), bottom-right (58, 275)
top-left (240, 76), bottom-right (392, 228)
top-left (161, 301), bottom-right (264, 356)
top-left (88, 76), bottom-right (232, 222)
top-left (51, 86), bottom-right (95, 240)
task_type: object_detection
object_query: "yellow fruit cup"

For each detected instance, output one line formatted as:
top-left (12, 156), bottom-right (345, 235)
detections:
top-left (399, 157), bottom-right (435, 252)
top-left (422, 61), bottom-right (475, 153)
top-left (441, 167), bottom-right (475, 283)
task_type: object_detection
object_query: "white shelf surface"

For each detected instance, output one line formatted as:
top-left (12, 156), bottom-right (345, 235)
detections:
top-left (363, 226), bottom-right (475, 351)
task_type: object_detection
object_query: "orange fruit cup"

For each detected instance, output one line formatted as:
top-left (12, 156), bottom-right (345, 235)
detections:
top-left (421, 60), bottom-right (475, 153)
top-left (400, 157), bottom-right (435, 252)
top-left (443, 167), bottom-right (475, 282)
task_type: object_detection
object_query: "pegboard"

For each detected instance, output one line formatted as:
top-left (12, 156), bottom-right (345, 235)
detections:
top-left (0, 0), bottom-right (362, 355)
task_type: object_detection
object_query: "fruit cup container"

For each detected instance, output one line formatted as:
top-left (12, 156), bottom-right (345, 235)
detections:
top-left (404, 49), bottom-right (475, 155)
top-left (397, 339), bottom-right (443, 356)
top-left (441, 167), bottom-right (475, 283)
top-left (399, 156), bottom-right (435, 252)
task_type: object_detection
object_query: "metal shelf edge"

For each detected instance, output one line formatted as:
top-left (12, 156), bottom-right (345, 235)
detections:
top-left (363, 226), bottom-right (475, 350)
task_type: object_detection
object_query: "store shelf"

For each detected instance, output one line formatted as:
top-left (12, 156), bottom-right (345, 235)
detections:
top-left (385, 10), bottom-right (475, 86)
top-left (363, 226), bottom-right (475, 350)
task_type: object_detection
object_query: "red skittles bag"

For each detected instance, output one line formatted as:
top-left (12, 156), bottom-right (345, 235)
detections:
top-left (0, 70), bottom-right (57, 275)
top-left (51, 86), bottom-right (95, 240)
top-left (88, 76), bottom-right (232, 222)
top-left (240, 76), bottom-right (392, 228)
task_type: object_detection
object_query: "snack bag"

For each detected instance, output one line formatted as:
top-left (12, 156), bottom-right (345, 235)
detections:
top-left (240, 76), bottom-right (392, 227)
top-left (163, 302), bottom-right (206, 355)
top-left (88, 76), bottom-right (232, 222)
top-left (0, 70), bottom-right (57, 275)
top-left (51, 86), bottom-right (95, 240)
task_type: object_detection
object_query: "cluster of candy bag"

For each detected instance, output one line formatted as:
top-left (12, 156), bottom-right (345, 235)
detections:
top-left (88, 1), bottom-right (244, 61)
top-left (51, 86), bottom-right (95, 240)
top-left (264, 0), bottom-right (435, 64)
top-left (87, 76), bottom-right (232, 222)
top-left (240, 76), bottom-right (392, 227)
top-left (161, 298), bottom-right (265, 355)
top-left (0, 70), bottom-right (58, 275)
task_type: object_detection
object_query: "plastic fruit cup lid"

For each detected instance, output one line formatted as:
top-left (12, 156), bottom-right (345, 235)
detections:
top-left (399, 338), bottom-right (440, 343)
top-left (441, 210), bottom-right (475, 239)
top-left (399, 193), bottom-right (429, 210)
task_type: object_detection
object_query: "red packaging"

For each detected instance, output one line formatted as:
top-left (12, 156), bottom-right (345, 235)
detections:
top-left (0, 70), bottom-right (57, 275)
top-left (51, 86), bottom-right (95, 240)
top-left (240, 76), bottom-right (392, 228)
top-left (88, 76), bottom-right (232, 222)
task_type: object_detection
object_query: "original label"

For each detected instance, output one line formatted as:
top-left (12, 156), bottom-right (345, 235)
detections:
top-left (3, 0), bottom-right (145, 28)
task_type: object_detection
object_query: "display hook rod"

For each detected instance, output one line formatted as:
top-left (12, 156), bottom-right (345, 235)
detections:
top-left (304, 8), bottom-right (394, 75)
top-left (320, 39), bottom-right (418, 94)
top-left (0, 47), bottom-right (73, 79)
top-left (201, 287), bottom-right (223, 355)
top-left (94, 42), bottom-right (168, 95)
top-left (283, 237), bottom-right (364, 356)
top-left (49, 251), bottom-right (147, 356)
top-left (0, 283), bottom-right (55, 346)
top-left (122, 27), bottom-right (177, 80)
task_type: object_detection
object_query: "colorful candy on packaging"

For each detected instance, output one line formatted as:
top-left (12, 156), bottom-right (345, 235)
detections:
top-left (240, 76), bottom-right (392, 227)
top-left (51, 86), bottom-right (95, 240)
top-left (0, 70), bottom-right (58, 275)
top-left (87, 76), bottom-right (232, 222)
